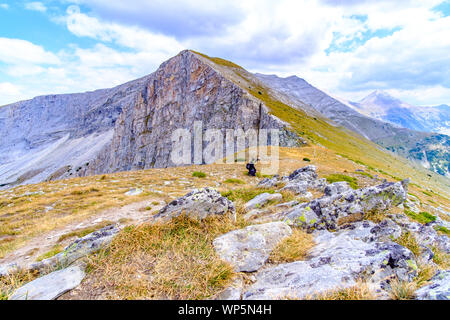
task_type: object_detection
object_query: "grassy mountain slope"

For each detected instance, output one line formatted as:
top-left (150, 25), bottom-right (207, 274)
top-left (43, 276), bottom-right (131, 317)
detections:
top-left (193, 51), bottom-right (450, 199)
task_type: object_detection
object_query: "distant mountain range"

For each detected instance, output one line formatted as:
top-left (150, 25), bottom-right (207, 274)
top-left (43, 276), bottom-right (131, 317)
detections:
top-left (255, 74), bottom-right (449, 177)
top-left (348, 90), bottom-right (450, 136)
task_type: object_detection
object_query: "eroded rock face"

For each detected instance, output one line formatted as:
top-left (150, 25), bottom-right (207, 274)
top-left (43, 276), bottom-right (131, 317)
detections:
top-left (85, 50), bottom-right (300, 176)
top-left (213, 222), bottom-right (292, 272)
top-left (30, 225), bottom-right (119, 272)
top-left (9, 264), bottom-right (85, 300)
top-left (415, 270), bottom-right (450, 300)
top-left (243, 228), bottom-right (417, 300)
top-left (282, 180), bottom-right (408, 231)
top-left (153, 188), bottom-right (235, 222)
top-left (0, 50), bottom-right (301, 188)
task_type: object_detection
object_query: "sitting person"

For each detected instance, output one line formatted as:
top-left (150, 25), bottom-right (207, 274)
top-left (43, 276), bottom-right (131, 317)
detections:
top-left (246, 162), bottom-right (257, 176)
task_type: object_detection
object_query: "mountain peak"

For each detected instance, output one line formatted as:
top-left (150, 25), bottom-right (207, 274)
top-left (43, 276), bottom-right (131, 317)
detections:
top-left (364, 90), bottom-right (396, 101)
top-left (359, 90), bottom-right (404, 110)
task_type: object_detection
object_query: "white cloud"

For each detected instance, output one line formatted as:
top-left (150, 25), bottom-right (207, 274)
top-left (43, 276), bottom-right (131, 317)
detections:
top-left (0, 3), bottom-right (9, 10)
top-left (1, 0), bottom-right (449, 107)
top-left (0, 83), bottom-right (22, 104)
top-left (24, 2), bottom-right (47, 12)
top-left (0, 38), bottom-right (60, 65)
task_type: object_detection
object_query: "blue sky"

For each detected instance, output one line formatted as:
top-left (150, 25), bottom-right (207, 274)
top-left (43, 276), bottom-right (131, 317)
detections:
top-left (0, 0), bottom-right (449, 106)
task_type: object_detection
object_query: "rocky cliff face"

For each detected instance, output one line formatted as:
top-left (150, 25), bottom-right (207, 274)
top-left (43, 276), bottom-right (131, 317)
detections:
top-left (0, 75), bottom-right (150, 187)
top-left (83, 50), bottom-right (299, 176)
top-left (0, 50), bottom-right (299, 187)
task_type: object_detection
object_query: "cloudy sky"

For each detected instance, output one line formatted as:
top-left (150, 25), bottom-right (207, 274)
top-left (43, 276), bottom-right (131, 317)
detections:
top-left (0, 0), bottom-right (449, 106)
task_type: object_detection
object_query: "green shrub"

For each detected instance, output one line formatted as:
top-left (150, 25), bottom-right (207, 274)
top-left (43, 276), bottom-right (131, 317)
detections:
top-left (422, 190), bottom-right (433, 197)
top-left (404, 209), bottom-right (436, 224)
top-left (36, 245), bottom-right (63, 262)
top-left (192, 171), bottom-right (206, 178)
top-left (326, 174), bottom-right (358, 189)
top-left (224, 178), bottom-right (245, 184)
top-left (355, 171), bottom-right (374, 179)
top-left (434, 225), bottom-right (450, 235)
top-left (303, 158), bottom-right (311, 162)
top-left (221, 188), bottom-right (275, 202)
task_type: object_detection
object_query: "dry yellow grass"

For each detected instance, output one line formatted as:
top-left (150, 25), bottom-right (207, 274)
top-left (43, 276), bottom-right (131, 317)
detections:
top-left (61, 215), bottom-right (248, 300)
top-left (432, 246), bottom-right (450, 269)
top-left (395, 232), bottom-right (421, 257)
top-left (1, 146), bottom-right (448, 261)
top-left (388, 278), bottom-right (417, 300)
top-left (309, 283), bottom-right (377, 300)
top-left (269, 228), bottom-right (315, 264)
top-left (0, 269), bottom-right (39, 300)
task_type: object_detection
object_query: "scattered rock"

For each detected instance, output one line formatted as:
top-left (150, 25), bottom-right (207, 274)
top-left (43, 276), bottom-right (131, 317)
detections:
top-left (213, 222), bottom-right (292, 272)
top-left (324, 181), bottom-right (352, 197)
top-left (214, 277), bottom-right (244, 300)
top-left (258, 175), bottom-right (282, 188)
top-left (287, 165), bottom-right (318, 181)
top-left (415, 270), bottom-right (450, 300)
top-left (30, 225), bottom-right (119, 272)
top-left (278, 166), bottom-right (327, 195)
top-left (244, 193), bottom-right (282, 211)
top-left (0, 263), bottom-right (19, 278)
top-left (274, 200), bottom-right (299, 209)
top-left (390, 213), bottom-right (450, 254)
top-left (282, 180), bottom-right (408, 231)
top-left (243, 209), bottom-right (265, 221)
top-left (243, 228), bottom-right (417, 300)
top-left (280, 181), bottom-right (308, 195)
top-left (338, 219), bottom-right (402, 243)
top-left (125, 188), bottom-right (143, 196)
top-left (9, 264), bottom-right (85, 300)
top-left (153, 188), bottom-right (235, 222)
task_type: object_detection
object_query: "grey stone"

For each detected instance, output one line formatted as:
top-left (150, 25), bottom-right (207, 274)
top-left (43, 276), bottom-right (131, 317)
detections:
top-left (243, 209), bottom-right (265, 221)
top-left (243, 228), bottom-right (417, 300)
top-left (324, 181), bottom-right (352, 197)
top-left (287, 165), bottom-right (318, 182)
top-left (214, 278), bottom-right (244, 300)
top-left (9, 265), bottom-right (85, 300)
top-left (244, 193), bottom-right (282, 211)
top-left (257, 175), bottom-right (282, 188)
top-left (415, 270), bottom-right (450, 300)
top-left (280, 181), bottom-right (308, 195)
top-left (30, 225), bottom-right (119, 272)
top-left (390, 213), bottom-right (450, 254)
top-left (213, 222), bottom-right (292, 272)
top-left (282, 180), bottom-right (408, 231)
top-left (337, 219), bottom-right (402, 243)
top-left (274, 200), bottom-right (299, 209)
top-left (154, 187), bottom-right (235, 222)
top-left (125, 188), bottom-right (143, 196)
top-left (0, 263), bottom-right (19, 278)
